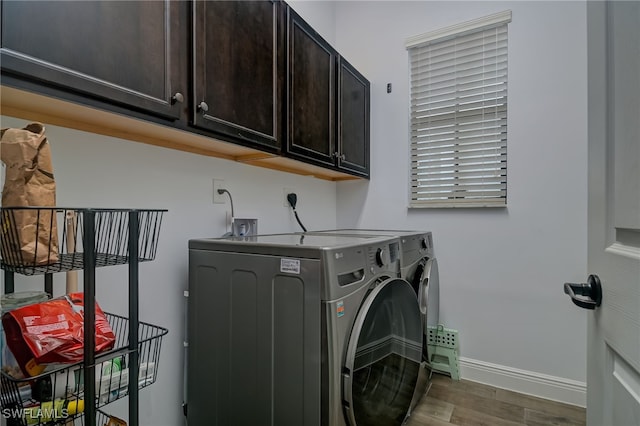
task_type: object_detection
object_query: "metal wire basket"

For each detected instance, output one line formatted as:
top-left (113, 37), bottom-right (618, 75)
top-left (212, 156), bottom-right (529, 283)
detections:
top-left (0, 313), bottom-right (168, 426)
top-left (0, 208), bottom-right (166, 275)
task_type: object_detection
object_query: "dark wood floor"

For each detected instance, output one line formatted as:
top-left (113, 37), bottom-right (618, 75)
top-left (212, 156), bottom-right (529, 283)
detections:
top-left (406, 373), bottom-right (586, 426)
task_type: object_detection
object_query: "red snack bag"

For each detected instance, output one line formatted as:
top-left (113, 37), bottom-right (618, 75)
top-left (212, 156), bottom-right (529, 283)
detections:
top-left (2, 292), bottom-right (115, 376)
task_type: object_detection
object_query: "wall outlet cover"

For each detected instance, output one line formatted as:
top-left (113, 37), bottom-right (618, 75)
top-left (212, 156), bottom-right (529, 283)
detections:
top-left (232, 218), bottom-right (258, 237)
top-left (213, 179), bottom-right (226, 204)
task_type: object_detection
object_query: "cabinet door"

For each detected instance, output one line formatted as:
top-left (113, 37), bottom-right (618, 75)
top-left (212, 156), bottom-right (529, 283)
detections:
top-left (0, 1), bottom-right (184, 120)
top-left (286, 7), bottom-right (338, 167)
top-left (338, 58), bottom-right (370, 177)
top-left (193, 0), bottom-right (283, 151)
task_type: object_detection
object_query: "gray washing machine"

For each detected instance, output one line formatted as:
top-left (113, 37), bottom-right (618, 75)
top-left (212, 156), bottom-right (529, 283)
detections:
top-left (304, 230), bottom-right (440, 413)
top-left (187, 233), bottom-right (423, 426)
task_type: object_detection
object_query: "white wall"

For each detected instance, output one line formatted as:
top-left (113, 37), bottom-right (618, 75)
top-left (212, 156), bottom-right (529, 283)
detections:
top-left (0, 115), bottom-right (337, 424)
top-left (333, 0), bottom-right (589, 402)
top-left (289, 0), bottom-right (337, 44)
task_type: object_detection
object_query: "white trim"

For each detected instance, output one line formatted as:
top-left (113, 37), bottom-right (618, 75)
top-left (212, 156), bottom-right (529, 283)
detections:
top-left (459, 357), bottom-right (587, 407)
top-left (606, 242), bottom-right (640, 260)
top-left (405, 10), bottom-right (512, 48)
top-left (613, 354), bottom-right (640, 405)
top-left (410, 202), bottom-right (508, 209)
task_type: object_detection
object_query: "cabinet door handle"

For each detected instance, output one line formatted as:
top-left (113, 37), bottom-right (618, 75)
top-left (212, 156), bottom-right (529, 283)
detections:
top-left (197, 101), bottom-right (209, 113)
top-left (172, 92), bottom-right (184, 104)
top-left (332, 152), bottom-right (339, 158)
top-left (340, 154), bottom-right (346, 161)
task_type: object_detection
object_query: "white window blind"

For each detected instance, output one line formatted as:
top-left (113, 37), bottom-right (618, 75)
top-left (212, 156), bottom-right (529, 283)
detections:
top-left (407, 11), bottom-right (511, 208)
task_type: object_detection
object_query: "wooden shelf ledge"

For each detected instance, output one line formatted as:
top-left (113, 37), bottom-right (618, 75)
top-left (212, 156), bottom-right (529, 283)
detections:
top-left (0, 85), bottom-right (361, 181)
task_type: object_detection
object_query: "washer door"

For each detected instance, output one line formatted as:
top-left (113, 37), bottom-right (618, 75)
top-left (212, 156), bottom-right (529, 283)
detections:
top-left (343, 278), bottom-right (422, 426)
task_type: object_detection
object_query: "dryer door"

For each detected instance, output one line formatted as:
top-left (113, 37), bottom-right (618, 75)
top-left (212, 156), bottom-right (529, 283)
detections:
top-left (342, 278), bottom-right (422, 426)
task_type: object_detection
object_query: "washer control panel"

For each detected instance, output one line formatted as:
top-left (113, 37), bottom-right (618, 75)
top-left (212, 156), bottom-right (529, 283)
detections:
top-left (368, 241), bottom-right (399, 271)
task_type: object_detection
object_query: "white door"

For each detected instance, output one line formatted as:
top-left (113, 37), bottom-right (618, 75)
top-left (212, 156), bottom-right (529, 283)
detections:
top-left (574, 1), bottom-right (640, 425)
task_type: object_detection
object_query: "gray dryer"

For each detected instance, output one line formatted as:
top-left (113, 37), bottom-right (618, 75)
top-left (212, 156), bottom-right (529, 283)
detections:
top-left (187, 233), bottom-right (423, 426)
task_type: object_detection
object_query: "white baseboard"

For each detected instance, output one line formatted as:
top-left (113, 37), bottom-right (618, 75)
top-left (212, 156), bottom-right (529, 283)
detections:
top-left (459, 357), bottom-right (587, 407)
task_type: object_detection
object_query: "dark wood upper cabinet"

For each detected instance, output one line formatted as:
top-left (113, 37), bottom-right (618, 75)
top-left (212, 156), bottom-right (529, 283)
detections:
top-left (286, 7), bottom-right (338, 167)
top-left (338, 58), bottom-right (370, 177)
top-left (286, 7), bottom-right (370, 177)
top-left (0, 1), bottom-right (185, 120)
top-left (192, 0), bottom-right (283, 151)
top-left (1, 0), bottom-right (369, 178)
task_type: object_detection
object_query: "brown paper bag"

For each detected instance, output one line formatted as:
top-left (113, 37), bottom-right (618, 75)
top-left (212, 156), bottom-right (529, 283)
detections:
top-left (105, 415), bottom-right (127, 426)
top-left (1, 122), bottom-right (59, 265)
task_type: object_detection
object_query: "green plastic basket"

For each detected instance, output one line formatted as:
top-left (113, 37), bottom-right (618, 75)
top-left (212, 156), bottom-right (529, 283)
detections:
top-left (427, 324), bottom-right (460, 380)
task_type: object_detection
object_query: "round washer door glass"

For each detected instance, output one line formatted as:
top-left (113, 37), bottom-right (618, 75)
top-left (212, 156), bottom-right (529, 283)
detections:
top-left (343, 278), bottom-right (422, 426)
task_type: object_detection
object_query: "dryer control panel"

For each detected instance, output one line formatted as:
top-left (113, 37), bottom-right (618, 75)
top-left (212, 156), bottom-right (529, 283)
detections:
top-left (401, 232), bottom-right (434, 259)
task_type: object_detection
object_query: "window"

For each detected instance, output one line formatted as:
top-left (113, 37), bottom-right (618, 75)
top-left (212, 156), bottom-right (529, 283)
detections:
top-left (406, 11), bottom-right (511, 208)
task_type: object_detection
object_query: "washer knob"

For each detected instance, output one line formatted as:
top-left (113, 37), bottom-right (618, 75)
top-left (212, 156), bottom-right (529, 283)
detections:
top-left (375, 248), bottom-right (386, 267)
top-left (421, 238), bottom-right (429, 250)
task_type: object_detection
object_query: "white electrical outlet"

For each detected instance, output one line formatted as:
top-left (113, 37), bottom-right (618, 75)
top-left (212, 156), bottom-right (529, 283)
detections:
top-left (283, 187), bottom-right (295, 207)
top-left (213, 179), bottom-right (226, 204)
top-left (232, 218), bottom-right (258, 237)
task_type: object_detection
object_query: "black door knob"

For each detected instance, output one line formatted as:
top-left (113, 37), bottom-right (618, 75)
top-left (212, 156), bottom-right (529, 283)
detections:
top-left (564, 274), bottom-right (602, 310)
